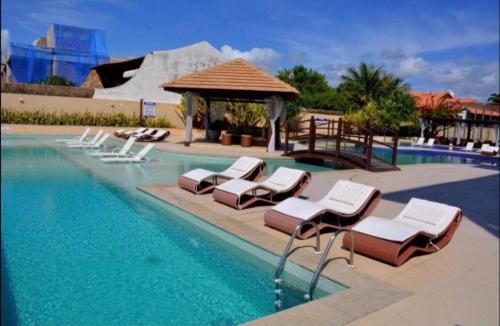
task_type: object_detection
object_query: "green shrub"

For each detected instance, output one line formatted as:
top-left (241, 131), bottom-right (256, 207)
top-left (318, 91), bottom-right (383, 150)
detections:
top-left (1, 82), bottom-right (94, 98)
top-left (39, 76), bottom-right (75, 87)
top-left (0, 109), bottom-right (173, 128)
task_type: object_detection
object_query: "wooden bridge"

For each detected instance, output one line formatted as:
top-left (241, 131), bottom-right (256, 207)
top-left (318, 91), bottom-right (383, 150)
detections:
top-left (284, 117), bottom-right (400, 172)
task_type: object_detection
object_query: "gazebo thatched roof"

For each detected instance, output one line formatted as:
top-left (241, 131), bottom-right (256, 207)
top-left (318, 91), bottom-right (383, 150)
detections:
top-left (161, 58), bottom-right (299, 101)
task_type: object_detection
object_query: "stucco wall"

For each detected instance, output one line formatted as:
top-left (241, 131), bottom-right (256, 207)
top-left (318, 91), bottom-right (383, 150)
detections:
top-left (1, 93), bottom-right (184, 128)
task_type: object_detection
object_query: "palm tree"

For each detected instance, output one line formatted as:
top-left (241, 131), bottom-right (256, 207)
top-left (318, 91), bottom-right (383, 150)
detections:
top-left (488, 93), bottom-right (500, 104)
top-left (341, 63), bottom-right (384, 105)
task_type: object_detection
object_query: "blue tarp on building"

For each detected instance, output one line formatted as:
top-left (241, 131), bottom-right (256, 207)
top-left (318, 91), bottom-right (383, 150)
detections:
top-left (9, 24), bottom-right (109, 85)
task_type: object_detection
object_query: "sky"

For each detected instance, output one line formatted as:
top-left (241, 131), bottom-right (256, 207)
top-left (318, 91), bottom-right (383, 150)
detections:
top-left (1, 0), bottom-right (499, 100)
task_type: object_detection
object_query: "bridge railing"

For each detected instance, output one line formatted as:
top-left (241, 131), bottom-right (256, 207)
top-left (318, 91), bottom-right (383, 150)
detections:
top-left (284, 116), bottom-right (399, 170)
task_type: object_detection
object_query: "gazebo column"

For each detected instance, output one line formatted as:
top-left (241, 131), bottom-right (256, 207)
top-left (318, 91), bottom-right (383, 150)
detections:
top-left (204, 98), bottom-right (211, 141)
top-left (184, 92), bottom-right (195, 146)
top-left (265, 96), bottom-right (285, 152)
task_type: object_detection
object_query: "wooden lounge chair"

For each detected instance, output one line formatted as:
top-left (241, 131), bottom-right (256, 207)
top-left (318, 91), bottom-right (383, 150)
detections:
top-left (212, 167), bottom-right (311, 209)
top-left (178, 156), bottom-right (266, 194)
top-left (264, 180), bottom-right (381, 239)
top-left (66, 130), bottom-right (104, 146)
top-left (117, 127), bottom-right (148, 139)
top-left (135, 129), bottom-right (158, 141)
top-left (142, 129), bottom-right (170, 142)
top-left (89, 136), bottom-right (137, 157)
top-left (56, 127), bottom-right (90, 143)
top-left (100, 143), bottom-right (155, 163)
top-left (342, 198), bottom-right (462, 266)
top-left (68, 133), bottom-right (110, 149)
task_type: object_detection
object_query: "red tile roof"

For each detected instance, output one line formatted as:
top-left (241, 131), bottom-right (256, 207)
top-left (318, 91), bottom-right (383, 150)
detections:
top-left (161, 59), bottom-right (299, 99)
top-left (411, 91), bottom-right (477, 110)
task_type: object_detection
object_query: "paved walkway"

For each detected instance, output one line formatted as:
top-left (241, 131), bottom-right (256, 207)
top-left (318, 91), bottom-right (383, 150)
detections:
top-left (139, 164), bottom-right (499, 326)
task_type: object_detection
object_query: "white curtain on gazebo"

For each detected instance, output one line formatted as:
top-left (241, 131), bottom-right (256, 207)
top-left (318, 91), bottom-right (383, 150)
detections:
top-left (419, 118), bottom-right (428, 138)
top-left (265, 96), bottom-right (285, 152)
top-left (455, 122), bottom-right (465, 145)
top-left (184, 92), bottom-right (195, 144)
top-left (495, 124), bottom-right (500, 146)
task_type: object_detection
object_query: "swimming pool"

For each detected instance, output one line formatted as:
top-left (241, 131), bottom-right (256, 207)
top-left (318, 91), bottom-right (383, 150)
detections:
top-left (1, 136), bottom-right (344, 326)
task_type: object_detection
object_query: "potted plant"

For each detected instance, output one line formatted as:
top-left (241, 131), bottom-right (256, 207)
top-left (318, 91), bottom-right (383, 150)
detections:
top-left (226, 103), bottom-right (268, 147)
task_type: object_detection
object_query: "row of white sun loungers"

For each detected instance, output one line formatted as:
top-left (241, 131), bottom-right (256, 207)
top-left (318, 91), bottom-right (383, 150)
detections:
top-left (178, 156), bottom-right (463, 266)
top-left (55, 128), bottom-right (155, 163)
top-left (414, 137), bottom-right (435, 147)
top-left (114, 127), bottom-right (170, 141)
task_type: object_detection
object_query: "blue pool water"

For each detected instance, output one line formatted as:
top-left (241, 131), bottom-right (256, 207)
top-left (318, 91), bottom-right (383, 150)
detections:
top-left (1, 136), bottom-right (343, 326)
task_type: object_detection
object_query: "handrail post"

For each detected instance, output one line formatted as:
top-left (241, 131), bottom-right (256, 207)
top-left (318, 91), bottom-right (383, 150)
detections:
top-left (284, 123), bottom-right (289, 155)
top-left (366, 129), bottom-right (373, 170)
top-left (307, 230), bottom-right (354, 301)
top-left (336, 118), bottom-right (342, 158)
top-left (392, 131), bottom-right (399, 166)
top-left (308, 116), bottom-right (316, 153)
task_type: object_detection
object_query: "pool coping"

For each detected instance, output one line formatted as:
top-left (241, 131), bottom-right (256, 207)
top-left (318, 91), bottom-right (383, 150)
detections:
top-left (136, 184), bottom-right (412, 326)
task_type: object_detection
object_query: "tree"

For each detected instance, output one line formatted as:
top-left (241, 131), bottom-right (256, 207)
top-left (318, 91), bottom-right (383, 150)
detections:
top-left (419, 96), bottom-right (458, 137)
top-left (39, 75), bottom-right (75, 86)
top-left (488, 93), bottom-right (500, 104)
top-left (340, 63), bottom-right (384, 106)
top-left (276, 65), bottom-right (334, 111)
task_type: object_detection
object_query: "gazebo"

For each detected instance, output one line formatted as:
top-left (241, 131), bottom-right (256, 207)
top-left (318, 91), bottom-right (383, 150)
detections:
top-left (160, 59), bottom-right (299, 151)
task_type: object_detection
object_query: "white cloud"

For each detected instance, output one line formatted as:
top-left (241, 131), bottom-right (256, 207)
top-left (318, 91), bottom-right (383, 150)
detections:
top-left (394, 56), bottom-right (431, 77)
top-left (220, 45), bottom-right (280, 73)
top-left (1, 29), bottom-right (11, 64)
top-left (482, 72), bottom-right (496, 85)
top-left (432, 67), bottom-right (469, 83)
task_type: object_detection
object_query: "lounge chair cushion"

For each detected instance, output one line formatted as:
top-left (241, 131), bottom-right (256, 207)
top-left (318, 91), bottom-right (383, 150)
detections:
top-left (220, 157), bottom-right (263, 178)
top-left (352, 217), bottom-right (420, 242)
top-left (318, 180), bottom-right (376, 215)
top-left (271, 197), bottom-right (326, 220)
top-left (182, 168), bottom-right (216, 181)
top-left (260, 167), bottom-right (305, 191)
top-left (394, 198), bottom-right (460, 237)
top-left (215, 179), bottom-right (257, 196)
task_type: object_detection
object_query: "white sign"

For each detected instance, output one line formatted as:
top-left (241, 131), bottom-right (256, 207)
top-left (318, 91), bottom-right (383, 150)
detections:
top-left (143, 101), bottom-right (156, 118)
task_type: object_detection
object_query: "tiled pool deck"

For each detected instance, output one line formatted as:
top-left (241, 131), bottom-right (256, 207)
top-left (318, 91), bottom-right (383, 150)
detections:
top-left (3, 125), bottom-right (500, 325)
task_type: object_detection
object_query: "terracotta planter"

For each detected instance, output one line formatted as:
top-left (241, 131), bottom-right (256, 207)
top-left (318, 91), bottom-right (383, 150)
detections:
top-left (221, 133), bottom-right (232, 146)
top-left (241, 134), bottom-right (253, 147)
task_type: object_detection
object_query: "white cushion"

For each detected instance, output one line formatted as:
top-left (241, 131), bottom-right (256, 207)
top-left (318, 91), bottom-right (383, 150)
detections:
top-left (182, 169), bottom-right (215, 181)
top-left (272, 197), bottom-right (326, 220)
top-left (318, 180), bottom-right (375, 215)
top-left (260, 167), bottom-right (305, 191)
top-left (215, 179), bottom-right (258, 196)
top-left (352, 217), bottom-right (421, 242)
top-left (393, 198), bottom-right (460, 237)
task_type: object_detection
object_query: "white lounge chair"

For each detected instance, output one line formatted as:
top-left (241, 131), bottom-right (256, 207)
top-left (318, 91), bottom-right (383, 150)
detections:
top-left (66, 130), bottom-right (104, 146)
top-left (343, 198), bottom-right (462, 266)
top-left (423, 138), bottom-right (435, 147)
top-left (100, 143), bottom-right (155, 163)
top-left (414, 137), bottom-right (425, 146)
top-left (212, 167), bottom-right (311, 209)
top-left (68, 133), bottom-right (110, 149)
top-left (89, 136), bottom-right (137, 157)
top-left (464, 142), bottom-right (474, 152)
top-left (264, 180), bottom-right (381, 239)
top-left (481, 144), bottom-right (499, 156)
top-left (55, 127), bottom-right (90, 143)
top-left (178, 156), bottom-right (267, 194)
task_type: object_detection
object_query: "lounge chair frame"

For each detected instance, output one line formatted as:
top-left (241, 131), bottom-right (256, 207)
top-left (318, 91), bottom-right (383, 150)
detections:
top-left (264, 190), bottom-right (381, 239)
top-left (178, 161), bottom-right (267, 195)
top-left (212, 172), bottom-right (311, 209)
top-left (342, 211), bottom-right (462, 266)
